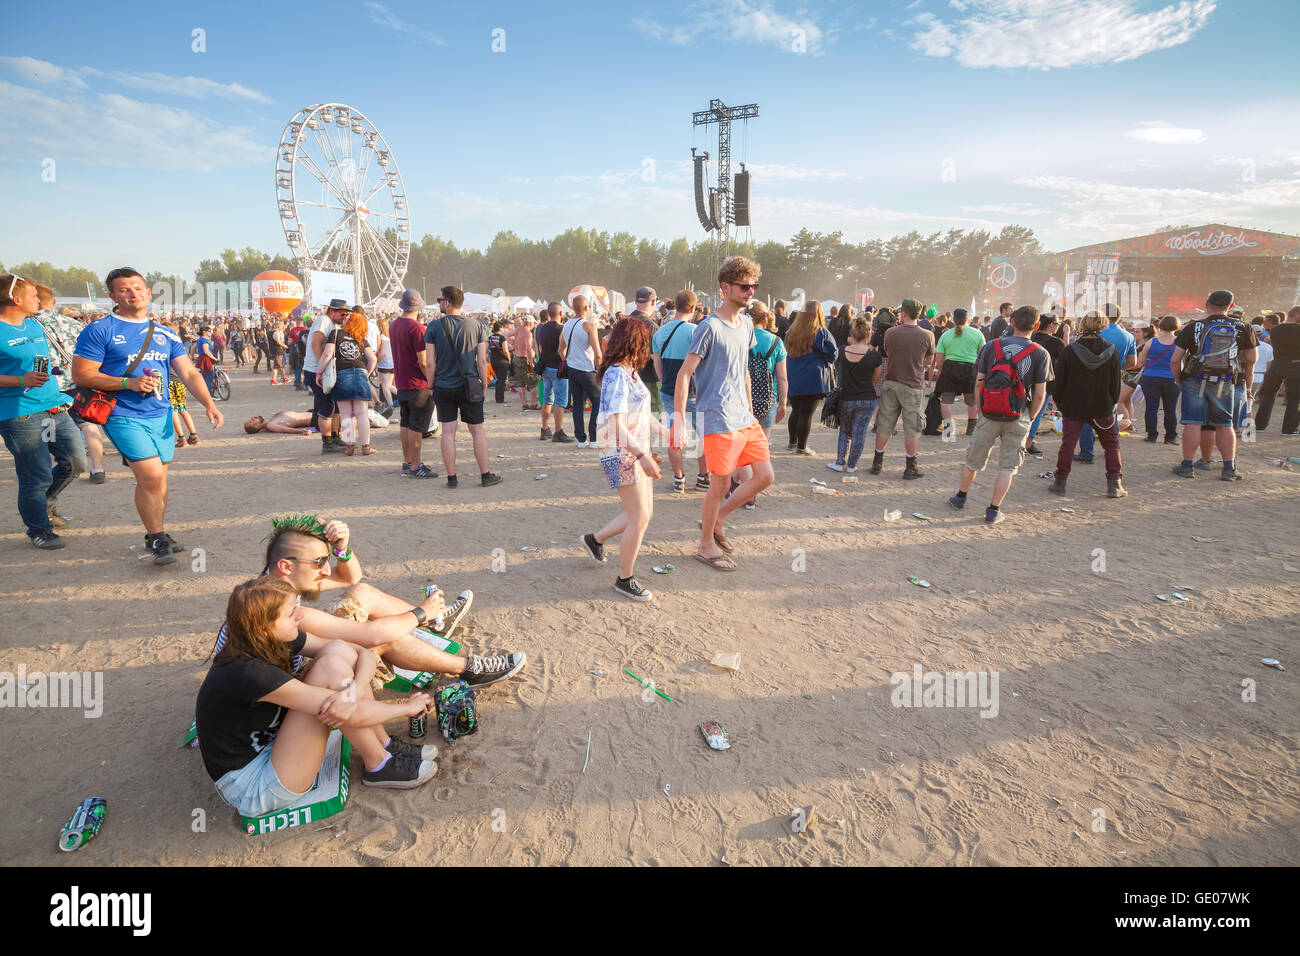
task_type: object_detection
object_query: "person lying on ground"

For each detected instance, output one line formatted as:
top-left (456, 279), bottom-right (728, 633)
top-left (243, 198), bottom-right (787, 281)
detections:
top-left (244, 411), bottom-right (315, 435)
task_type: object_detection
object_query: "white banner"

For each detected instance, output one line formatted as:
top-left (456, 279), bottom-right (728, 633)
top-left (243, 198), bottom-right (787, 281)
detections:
top-left (308, 270), bottom-right (356, 308)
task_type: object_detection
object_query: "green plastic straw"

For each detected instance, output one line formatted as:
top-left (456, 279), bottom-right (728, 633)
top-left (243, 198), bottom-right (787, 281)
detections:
top-left (623, 668), bottom-right (676, 703)
top-left (582, 729), bottom-right (592, 774)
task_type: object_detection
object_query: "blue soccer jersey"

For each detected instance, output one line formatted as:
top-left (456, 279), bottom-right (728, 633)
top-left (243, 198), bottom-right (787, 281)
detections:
top-left (74, 315), bottom-right (187, 418)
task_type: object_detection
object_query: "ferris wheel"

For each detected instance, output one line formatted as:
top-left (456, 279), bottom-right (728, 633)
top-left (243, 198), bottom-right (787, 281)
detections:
top-left (275, 103), bottom-right (410, 308)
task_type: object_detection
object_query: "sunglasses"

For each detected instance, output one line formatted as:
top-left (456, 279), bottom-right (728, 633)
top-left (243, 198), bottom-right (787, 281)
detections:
top-left (284, 554), bottom-right (330, 570)
top-left (5, 274), bottom-right (24, 299)
top-left (732, 283), bottom-right (758, 292)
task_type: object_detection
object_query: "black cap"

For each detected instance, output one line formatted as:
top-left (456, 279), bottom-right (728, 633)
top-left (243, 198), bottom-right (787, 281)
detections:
top-left (1207, 290), bottom-right (1234, 309)
top-left (327, 298), bottom-right (352, 311)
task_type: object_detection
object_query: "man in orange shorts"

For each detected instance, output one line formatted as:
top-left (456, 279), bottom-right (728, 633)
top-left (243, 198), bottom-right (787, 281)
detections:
top-left (671, 256), bottom-right (774, 570)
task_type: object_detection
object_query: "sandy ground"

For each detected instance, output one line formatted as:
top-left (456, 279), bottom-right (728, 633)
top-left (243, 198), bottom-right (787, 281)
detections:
top-left (2, 364), bottom-right (1298, 866)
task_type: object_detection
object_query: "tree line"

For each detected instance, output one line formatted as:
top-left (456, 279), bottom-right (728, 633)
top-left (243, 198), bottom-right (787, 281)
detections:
top-left (4, 223), bottom-right (1043, 310)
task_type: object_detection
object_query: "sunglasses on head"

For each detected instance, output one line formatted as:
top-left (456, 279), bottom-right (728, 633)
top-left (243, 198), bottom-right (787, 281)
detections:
top-left (5, 274), bottom-right (24, 299)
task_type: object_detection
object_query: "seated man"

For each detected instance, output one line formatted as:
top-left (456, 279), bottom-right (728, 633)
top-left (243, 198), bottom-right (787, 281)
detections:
top-left (216, 514), bottom-right (525, 689)
top-left (245, 411), bottom-right (315, 435)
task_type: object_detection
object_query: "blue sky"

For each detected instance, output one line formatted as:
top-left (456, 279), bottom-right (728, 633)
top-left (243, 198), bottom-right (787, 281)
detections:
top-left (3, 0), bottom-right (1298, 279)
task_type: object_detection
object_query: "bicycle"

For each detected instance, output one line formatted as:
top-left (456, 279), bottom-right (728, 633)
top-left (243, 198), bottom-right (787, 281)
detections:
top-left (212, 368), bottom-right (231, 401)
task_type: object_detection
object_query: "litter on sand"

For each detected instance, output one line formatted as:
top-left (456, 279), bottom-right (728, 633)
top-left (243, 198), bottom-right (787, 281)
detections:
top-left (911, 512), bottom-right (933, 522)
top-left (908, 576), bottom-right (931, 588)
top-left (812, 485), bottom-right (840, 496)
top-left (700, 720), bottom-right (731, 751)
top-left (1060, 507), bottom-right (1076, 513)
top-left (1283, 563), bottom-right (1299, 574)
top-left (582, 729), bottom-right (592, 773)
top-left (1156, 594), bottom-right (1171, 601)
top-left (520, 546), bottom-right (539, 552)
top-left (1261, 658), bottom-right (1286, 671)
top-left (652, 564), bottom-right (676, 574)
top-left (809, 477), bottom-right (827, 485)
top-left (535, 473), bottom-right (548, 480)
top-left (1038, 471), bottom-right (1054, 479)
top-left (842, 475), bottom-right (859, 484)
top-left (710, 652), bottom-right (741, 672)
top-left (883, 509), bottom-right (902, 522)
top-left (1191, 535), bottom-right (1217, 543)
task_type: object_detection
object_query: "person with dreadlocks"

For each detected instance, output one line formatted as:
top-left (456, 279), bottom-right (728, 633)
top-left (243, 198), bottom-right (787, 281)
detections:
top-left (213, 514), bottom-right (525, 688)
top-left (197, 577), bottom-right (441, 807)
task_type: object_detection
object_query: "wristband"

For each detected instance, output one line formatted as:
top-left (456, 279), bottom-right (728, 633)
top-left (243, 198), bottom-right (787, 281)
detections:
top-left (122, 377), bottom-right (130, 390)
top-left (332, 546), bottom-right (353, 561)
top-left (410, 606), bottom-right (427, 626)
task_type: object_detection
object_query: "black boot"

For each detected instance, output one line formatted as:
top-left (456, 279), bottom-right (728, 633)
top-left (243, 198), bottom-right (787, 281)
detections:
top-left (966, 418), bottom-right (977, 436)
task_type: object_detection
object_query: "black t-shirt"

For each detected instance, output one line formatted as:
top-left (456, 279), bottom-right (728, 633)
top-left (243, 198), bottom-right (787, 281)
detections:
top-left (330, 328), bottom-right (367, 371)
top-left (196, 631), bottom-right (307, 781)
top-left (1174, 315), bottom-right (1259, 381)
top-left (536, 321), bottom-right (563, 369)
top-left (488, 332), bottom-right (508, 363)
top-left (629, 311), bottom-right (659, 383)
top-left (1266, 323), bottom-right (1300, 365)
top-left (839, 347), bottom-right (882, 401)
top-left (775, 314), bottom-right (791, 340)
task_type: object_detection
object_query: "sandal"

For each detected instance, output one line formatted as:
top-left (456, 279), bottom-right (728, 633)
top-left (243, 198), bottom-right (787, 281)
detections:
top-left (187, 435), bottom-right (200, 445)
top-left (694, 552), bottom-right (737, 571)
top-left (361, 444), bottom-right (375, 455)
top-left (698, 520), bottom-right (734, 553)
top-left (345, 444), bottom-right (355, 456)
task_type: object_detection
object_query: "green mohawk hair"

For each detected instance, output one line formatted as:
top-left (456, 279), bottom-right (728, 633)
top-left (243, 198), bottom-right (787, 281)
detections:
top-left (267, 513), bottom-right (326, 540)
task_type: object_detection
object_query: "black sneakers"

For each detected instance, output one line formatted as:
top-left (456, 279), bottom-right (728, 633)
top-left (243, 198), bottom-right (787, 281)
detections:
top-left (410, 463), bottom-right (439, 478)
top-left (434, 590), bottom-right (474, 641)
top-left (148, 534), bottom-right (177, 566)
top-left (462, 651), bottom-right (527, 687)
top-left (446, 475), bottom-right (458, 488)
top-left (386, 736), bottom-right (437, 762)
top-left (614, 576), bottom-right (653, 602)
top-left (362, 753), bottom-right (437, 789)
top-left (552, 430), bottom-right (575, 443)
top-left (30, 530), bottom-right (65, 550)
top-left (581, 533), bottom-right (606, 563)
top-left (540, 427), bottom-right (553, 441)
top-left (88, 471), bottom-right (106, 485)
top-left (480, 472), bottom-right (503, 487)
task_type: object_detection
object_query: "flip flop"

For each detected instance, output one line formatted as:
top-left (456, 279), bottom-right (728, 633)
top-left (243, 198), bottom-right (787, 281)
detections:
top-left (694, 552), bottom-right (737, 571)
top-left (698, 520), bottom-right (734, 553)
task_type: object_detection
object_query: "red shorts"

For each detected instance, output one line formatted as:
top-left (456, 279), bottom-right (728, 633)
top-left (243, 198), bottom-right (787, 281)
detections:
top-left (701, 422), bottom-right (770, 476)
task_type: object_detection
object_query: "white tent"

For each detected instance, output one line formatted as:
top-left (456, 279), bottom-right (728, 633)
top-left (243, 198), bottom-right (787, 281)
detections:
top-left (462, 292), bottom-right (506, 314)
top-left (509, 296), bottom-right (538, 312)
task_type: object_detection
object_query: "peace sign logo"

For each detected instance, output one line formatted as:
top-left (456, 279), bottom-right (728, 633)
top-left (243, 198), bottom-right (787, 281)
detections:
top-left (989, 262), bottom-right (1017, 289)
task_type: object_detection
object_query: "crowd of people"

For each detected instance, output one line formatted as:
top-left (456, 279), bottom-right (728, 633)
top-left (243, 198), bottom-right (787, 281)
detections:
top-left (2, 260), bottom-right (1295, 820)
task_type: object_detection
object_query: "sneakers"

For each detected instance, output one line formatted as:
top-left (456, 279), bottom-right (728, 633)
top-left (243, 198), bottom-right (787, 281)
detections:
top-left (581, 533), bottom-right (606, 563)
top-left (434, 590), bottom-right (474, 641)
top-left (446, 475), bottom-right (459, 489)
top-left (1144, 435), bottom-right (1158, 443)
top-left (410, 463), bottom-right (439, 479)
top-left (1194, 459), bottom-right (1214, 471)
top-left (1163, 437), bottom-right (1180, 445)
top-left (362, 753), bottom-right (437, 789)
top-left (672, 475), bottom-right (686, 493)
top-left (386, 736), bottom-right (437, 762)
top-left (902, 460), bottom-right (923, 480)
top-left (148, 534), bottom-right (176, 566)
top-left (798, 447), bottom-right (815, 456)
top-left (401, 462), bottom-right (411, 476)
top-left (984, 507), bottom-right (1005, 525)
top-left (1025, 443), bottom-right (1041, 456)
top-left (1220, 465), bottom-right (1242, 481)
top-left (614, 576), bottom-right (653, 602)
top-left (322, 437), bottom-right (344, 454)
top-left (965, 419), bottom-right (977, 436)
top-left (540, 427), bottom-right (553, 441)
top-left (948, 493), bottom-right (966, 509)
top-left (30, 530), bottom-right (65, 550)
top-left (88, 471), bottom-right (106, 484)
top-left (1171, 462), bottom-right (1196, 478)
top-left (551, 430), bottom-right (575, 443)
top-left (869, 454), bottom-right (883, 475)
top-left (480, 472), bottom-right (503, 487)
top-left (462, 651), bottom-right (527, 687)
top-left (826, 461), bottom-right (845, 472)
top-left (694, 475), bottom-right (710, 491)
top-left (743, 497), bottom-right (757, 510)
top-left (1107, 478), bottom-right (1128, 498)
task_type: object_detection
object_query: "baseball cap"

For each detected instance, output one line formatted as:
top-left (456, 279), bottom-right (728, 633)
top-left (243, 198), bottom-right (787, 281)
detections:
top-left (399, 289), bottom-right (424, 311)
top-left (900, 298), bottom-right (922, 317)
top-left (1207, 290), bottom-right (1234, 309)
top-left (635, 286), bottom-right (656, 303)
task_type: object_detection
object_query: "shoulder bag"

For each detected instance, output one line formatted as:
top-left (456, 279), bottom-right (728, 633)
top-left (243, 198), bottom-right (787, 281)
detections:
top-left (72, 318), bottom-right (158, 425)
top-left (441, 316), bottom-right (485, 403)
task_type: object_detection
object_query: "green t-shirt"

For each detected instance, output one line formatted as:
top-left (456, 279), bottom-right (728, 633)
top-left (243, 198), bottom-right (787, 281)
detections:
top-left (936, 327), bottom-right (983, 364)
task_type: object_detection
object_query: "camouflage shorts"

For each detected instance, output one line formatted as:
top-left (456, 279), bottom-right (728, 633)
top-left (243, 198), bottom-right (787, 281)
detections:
top-left (328, 593), bottom-right (397, 692)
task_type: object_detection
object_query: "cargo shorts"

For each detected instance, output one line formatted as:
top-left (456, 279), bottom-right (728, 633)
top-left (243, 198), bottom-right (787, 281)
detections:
top-left (874, 380), bottom-right (925, 439)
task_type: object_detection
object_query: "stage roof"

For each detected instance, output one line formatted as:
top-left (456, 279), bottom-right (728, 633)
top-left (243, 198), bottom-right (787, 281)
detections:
top-left (1056, 224), bottom-right (1300, 260)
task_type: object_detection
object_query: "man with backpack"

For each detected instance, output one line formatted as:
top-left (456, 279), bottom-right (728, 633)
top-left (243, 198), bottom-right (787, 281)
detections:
top-left (652, 290), bottom-right (708, 492)
top-left (1170, 290), bottom-right (1258, 480)
top-left (947, 305), bottom-right (1051, 523)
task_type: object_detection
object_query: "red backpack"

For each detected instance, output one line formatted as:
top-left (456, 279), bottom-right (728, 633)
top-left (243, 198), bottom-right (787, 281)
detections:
top-left (980, 340), bottom-right (1039, 417)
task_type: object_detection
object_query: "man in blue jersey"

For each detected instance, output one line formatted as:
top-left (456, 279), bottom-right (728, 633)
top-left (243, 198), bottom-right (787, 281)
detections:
top-left (72, 267), bottom-right (224, 565)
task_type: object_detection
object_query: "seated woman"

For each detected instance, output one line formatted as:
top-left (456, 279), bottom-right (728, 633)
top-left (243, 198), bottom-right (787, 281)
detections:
top-left (244, 410), bottom-right (314, 434)
top-left (196, 578), bottom-right (438, 819)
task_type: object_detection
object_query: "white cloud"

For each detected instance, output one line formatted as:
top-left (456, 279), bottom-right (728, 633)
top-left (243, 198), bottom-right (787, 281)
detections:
top-left (1126, 121), bottom-right (1203, 144)
top-left (1013, 173), bottom-right (1300, 236)
top-left (633, 0), bottom-right (827, 54)
top-left (911, 0), bottom-right (1216, 69)
top-left (365, 1), bottom-right (446, 46)
top-left (961, 203), bottom-right (1054, 214)
top-left (0, 79), bottom-right (268, 172)
top-left (0, 56), bottom-right (87, 88)
top-left (745, 163), bottom-right (854, 183)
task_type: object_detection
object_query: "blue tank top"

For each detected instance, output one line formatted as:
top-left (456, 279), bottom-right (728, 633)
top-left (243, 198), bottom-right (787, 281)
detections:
top-left (1142, 339), bottom-right (1176, 379)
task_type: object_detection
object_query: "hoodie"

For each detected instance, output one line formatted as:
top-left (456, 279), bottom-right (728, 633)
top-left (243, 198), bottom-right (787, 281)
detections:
top-left (1055, 333), bottom-right (1120, 421)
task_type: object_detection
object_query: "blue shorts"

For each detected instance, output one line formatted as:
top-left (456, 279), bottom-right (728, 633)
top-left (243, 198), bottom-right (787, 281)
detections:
top-left (1179, 376), bottom-right (1236, 428)
top-left (104, 413), bottom-right (175, 466)
top-left (541, 367), bottom-right (569, 408)
top-left (214, 744), bottom-right (310, 818)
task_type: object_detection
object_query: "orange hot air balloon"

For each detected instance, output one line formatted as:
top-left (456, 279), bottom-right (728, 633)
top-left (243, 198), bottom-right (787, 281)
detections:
top-left (252, 270), bottom-right (303, 315)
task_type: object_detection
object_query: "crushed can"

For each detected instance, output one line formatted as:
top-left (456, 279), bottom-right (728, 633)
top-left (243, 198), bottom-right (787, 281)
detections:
top-left (434, 680), bottom-right (478, 742)
top-left (60, 797), bottom-right (106, 852)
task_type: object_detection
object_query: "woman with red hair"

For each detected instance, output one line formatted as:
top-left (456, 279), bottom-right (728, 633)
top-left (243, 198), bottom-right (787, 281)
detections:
top-left (579, 318), bottom-right (669, 601)
top-left (318, 306), bottom-right (377, 455)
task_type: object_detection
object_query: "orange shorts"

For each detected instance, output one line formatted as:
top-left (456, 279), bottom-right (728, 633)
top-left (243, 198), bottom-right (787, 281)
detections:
top-left (701, 422), bottom-right (770, 476)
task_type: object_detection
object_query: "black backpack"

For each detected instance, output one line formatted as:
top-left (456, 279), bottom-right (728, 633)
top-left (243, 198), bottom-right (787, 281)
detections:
top-left (749, 337), bottom-right (780, 420)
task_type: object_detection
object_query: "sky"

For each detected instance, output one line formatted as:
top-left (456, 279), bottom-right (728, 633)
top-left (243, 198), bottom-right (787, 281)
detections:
top-left (3, 0), bottom-right (1299, 281)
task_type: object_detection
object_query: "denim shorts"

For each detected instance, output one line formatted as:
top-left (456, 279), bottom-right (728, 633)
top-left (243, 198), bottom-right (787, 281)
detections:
top-left (541, 367), bottom-right (569, 408)
top-left (213, 744), bottom-right (310, 818)
top-left (1179, 376), bottom-right (1236, 427)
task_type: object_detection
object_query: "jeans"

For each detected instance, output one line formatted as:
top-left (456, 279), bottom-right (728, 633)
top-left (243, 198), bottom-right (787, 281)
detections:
top-left (1254, 361), bottom-right (1300, 434)
top-left (566, 368), bottom-right (601, 442)
top-left (1056, 415), bottom-right (1122, 480)
top-left (1140, 376), bottom-right (1179, 439)
top-left (491, 359), bottom-right (511, 403)
top-left (292, 361), bottom-right (303, 388)
top-left (836, 399), bottom-right (878, 468)
top-left (541, 367), bottom-right (569, 408)
top-left (1027, 401), bottom-right (1048, 444)
top-left (788, 394), bottom-right (822, 449)
top-left (1077, 422), bottom-right (1095, 460)
top-left (0, 409), bottom-right (86, 535)
top-left (200, 368), bottom-right (215, 395)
